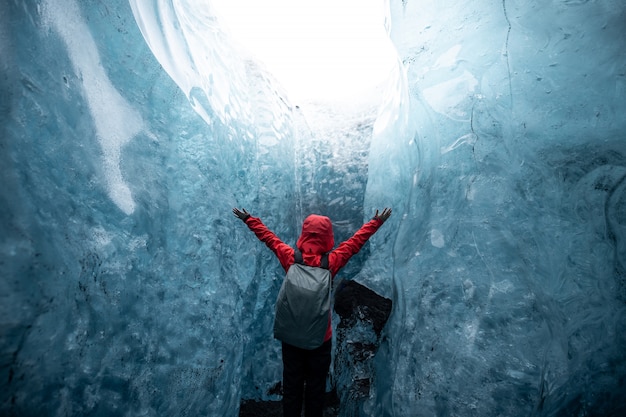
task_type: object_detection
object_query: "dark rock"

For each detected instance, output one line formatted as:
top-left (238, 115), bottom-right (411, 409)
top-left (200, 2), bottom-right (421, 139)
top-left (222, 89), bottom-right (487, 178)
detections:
top-left (334, 279), bottom-right (392, 336)
top-left (333, 280), bottom-right (392, 404)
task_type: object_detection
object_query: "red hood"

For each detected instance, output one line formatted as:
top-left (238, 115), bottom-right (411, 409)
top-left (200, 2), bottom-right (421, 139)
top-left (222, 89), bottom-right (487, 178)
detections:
top-left (296, 214), bottom-right (334, 254)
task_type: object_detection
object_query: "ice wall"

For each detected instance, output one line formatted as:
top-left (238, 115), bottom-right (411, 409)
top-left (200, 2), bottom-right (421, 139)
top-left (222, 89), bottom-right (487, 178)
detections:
top-left (1, 0), bottom-right (625, 416)
top-left (2, 0), bottom-right (295, 415)
top-left (361, 1), bottom-right (626, 416)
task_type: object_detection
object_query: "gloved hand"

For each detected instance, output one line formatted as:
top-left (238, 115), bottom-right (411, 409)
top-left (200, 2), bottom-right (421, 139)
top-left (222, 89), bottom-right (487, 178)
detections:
top-left (374, 208), bottom-right (392, 223)
top-left (233, 208), bottom-right (251, 221)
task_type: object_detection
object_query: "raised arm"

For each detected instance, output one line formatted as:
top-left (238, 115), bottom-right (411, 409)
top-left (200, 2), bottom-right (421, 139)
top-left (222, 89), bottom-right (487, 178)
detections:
top-left (329, 208), bottom-right (392, 275)
top-left (233, 208), bottom-right (294, 271)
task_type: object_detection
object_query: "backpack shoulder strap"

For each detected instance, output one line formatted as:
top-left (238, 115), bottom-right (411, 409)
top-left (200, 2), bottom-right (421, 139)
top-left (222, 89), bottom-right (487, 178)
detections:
top-left (293, 248), bottom-right (329, 269)
top-left (293, 248), bottom-right (304, 265)
top-left (320, 253), bottom-right (329, 270)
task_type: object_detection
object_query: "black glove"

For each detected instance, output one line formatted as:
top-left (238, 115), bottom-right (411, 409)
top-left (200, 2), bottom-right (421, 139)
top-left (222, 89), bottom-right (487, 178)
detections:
top-left (233, 208), bottom-right (251, 221)
top-left (374, 208), bottom-right (392, 223)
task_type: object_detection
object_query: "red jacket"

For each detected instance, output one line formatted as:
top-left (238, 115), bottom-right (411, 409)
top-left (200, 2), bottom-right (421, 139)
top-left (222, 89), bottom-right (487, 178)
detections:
top-left (244, 214), bottom-right (384, 342)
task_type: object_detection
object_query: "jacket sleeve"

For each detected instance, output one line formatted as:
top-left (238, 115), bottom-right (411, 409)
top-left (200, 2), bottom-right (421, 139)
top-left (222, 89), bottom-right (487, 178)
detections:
top-left (329, 218), bottom-right (383, 276)
top-left (244, 216), bottom-right (294, 272)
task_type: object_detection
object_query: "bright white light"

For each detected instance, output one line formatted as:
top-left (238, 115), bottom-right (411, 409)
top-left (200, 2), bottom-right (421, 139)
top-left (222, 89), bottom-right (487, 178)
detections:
top-left (212, 0), bottom-right (397, 103)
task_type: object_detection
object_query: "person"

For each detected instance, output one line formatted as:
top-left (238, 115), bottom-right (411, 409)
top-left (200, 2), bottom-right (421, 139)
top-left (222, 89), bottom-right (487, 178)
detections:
top-left (232, 207), bottom-right (392, 417)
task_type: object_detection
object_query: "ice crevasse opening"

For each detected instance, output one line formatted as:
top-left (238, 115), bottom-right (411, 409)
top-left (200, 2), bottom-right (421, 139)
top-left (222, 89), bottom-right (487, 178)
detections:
top-left (1, 0), bottom-right (626, 416)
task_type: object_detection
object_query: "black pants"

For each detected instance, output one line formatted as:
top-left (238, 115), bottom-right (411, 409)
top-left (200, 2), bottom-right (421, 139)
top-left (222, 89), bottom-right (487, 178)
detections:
top-left (281, 340), bottom-right (332, 417)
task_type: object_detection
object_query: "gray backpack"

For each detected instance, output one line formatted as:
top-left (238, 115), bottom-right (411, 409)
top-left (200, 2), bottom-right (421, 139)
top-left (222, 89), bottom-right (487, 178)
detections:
top-left (274, 249), bottom-right (331, 350)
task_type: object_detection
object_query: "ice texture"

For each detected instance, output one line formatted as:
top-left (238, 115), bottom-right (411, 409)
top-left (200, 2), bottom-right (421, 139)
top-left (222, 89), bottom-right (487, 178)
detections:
top-left (1, 0), bottom-right (626, 416)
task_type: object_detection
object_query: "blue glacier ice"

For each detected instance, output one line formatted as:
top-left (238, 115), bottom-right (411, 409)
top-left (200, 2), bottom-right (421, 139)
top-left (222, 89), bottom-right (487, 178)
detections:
top-left (2, 0), bottom-right (626, 416)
